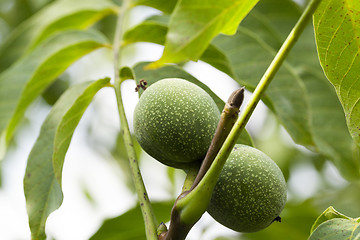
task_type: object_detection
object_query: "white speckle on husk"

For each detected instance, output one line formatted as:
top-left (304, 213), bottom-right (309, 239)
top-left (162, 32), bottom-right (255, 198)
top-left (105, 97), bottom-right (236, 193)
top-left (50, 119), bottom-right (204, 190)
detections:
top-left (207, 144), bottom-right (287, 233)
top-left (134, 78), bottom-right (220, 168)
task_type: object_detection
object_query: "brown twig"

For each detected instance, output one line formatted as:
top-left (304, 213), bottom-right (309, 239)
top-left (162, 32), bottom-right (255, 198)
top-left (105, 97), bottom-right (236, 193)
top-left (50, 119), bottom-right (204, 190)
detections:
top-left (190, 87), bottom-right (244, 190)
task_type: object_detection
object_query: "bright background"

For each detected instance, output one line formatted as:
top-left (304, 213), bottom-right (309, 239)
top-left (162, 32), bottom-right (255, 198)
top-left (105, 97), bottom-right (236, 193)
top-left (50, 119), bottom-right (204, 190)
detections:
top-left (0, 1), bottom-right (348, 240)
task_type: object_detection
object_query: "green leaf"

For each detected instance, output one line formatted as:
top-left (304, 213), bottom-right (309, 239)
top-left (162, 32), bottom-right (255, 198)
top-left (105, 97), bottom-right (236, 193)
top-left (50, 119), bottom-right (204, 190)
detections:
top-left (0, 30), bottom-right (108, 159)
top-left (200, 44), bottom-right (236, 79)
top-left (41, 76), bottom-right (70, 106)
top-left (210, 2), bottom-right (314, 147)
top-left (211, 0), bottom-right (360, 179)
top-left (288, 1), bottom-right (360, 179)
top-left (211, 0), bottom-right (313, 147)
top-left (0, 0), bottom-right (117, 71)
top-left (310, 206), bottom-right (350, 234)
top-left (300, 69), bottom-right (360, 179)
top-left (130, 0), bottom-right (178, 13)
top-left (314, 0), bottom-right (360, 148)
top-left (213, 27), bottom-right (313, 148)
top-left (23, 78), bottom-right (110, 240)
top-left (309, 218), bottom-right (360, 240)
top-left (0, 0), bottom-right (34, 27)
top-left (123, 20), bottom-right (168, 46)
top-left (122, 19), bottom-right (236, 79)
top-left (134, 63), bottom-right (224, 108)
top-left (119, 66), bottom-right (136, 81)
top-left (242, 200), bottom-right (321, 240)
top-left (133, 62), bottom-right (253, 146)
top-left (240, 0), bottom-right (301, 49)
top-left (90, 201), bottom-right (174, 240)
top-left (148, 0), bottom-right (259, 68)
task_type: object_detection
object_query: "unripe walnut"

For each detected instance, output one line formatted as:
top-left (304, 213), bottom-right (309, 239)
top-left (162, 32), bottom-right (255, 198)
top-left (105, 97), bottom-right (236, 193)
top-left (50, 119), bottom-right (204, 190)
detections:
top-left (208, 144), bottom-right (287, 232)
top-left (133, 78), bottom-right (220, 168)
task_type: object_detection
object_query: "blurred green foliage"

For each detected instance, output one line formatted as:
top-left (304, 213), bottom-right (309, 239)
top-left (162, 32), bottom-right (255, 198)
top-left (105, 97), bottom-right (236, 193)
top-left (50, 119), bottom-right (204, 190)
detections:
top-left (1, 0), bottom-right (359, 239)
top-left (0, 0), bottom-right (54, 28)
top-left (90, 201), bottom-right (174, 240)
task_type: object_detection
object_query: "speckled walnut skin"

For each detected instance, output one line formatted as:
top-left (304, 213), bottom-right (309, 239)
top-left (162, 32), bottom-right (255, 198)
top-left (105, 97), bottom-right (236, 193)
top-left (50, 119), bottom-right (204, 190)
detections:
top-left (133, 78), bottom-right (220, 169)
top-left (207, 144), bottom-right (287, 232)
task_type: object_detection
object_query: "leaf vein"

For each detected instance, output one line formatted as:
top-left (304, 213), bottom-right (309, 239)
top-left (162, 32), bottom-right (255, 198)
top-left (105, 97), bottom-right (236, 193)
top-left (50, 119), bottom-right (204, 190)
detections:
top-left (325, 11), bottom-right (347, 74)
top-left (339, 48), bottom-right (360, 100)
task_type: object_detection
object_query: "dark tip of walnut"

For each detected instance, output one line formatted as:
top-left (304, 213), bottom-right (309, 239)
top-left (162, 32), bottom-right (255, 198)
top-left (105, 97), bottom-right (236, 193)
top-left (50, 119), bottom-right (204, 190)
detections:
top-left (228, 87), bottom-right (245, 108)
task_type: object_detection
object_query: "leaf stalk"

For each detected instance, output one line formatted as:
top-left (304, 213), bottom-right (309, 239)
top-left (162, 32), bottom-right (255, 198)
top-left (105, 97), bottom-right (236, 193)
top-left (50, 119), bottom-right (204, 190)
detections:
top-left (112, 1), bottom-right (158, 240)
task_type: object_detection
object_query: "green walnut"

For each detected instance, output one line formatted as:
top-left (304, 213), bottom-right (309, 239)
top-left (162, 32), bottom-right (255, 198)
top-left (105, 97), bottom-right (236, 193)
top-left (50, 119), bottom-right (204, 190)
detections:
top-left (133, 78), bottom-right (220, 168)
top-left (207, 144), bottom-right (287, 232)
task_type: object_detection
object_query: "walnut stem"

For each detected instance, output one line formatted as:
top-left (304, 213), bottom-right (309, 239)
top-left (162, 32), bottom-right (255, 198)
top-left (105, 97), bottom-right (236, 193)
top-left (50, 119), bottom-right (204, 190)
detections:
top-left (190, 87), bottom-right (244, 190)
